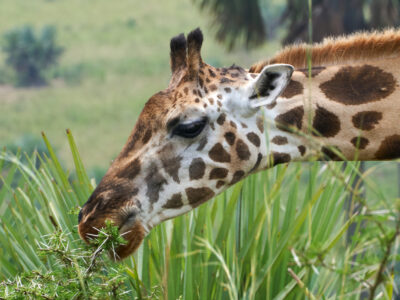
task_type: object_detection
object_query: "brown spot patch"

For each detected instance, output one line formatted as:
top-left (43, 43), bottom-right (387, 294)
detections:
top-left (189, 158), bottom-right (206, 180)
top-left (209, 143), bottom-right (231, 162)
top-left (247, 132), bottom-right (261, 147)
top-left (186, 187), bottom-right (215, 207)
top-left (224, 87), bottom-right (231, 93)
top-left (197, 136), bottom-right (208, 151)
top-left (270, 152), bottom-right (291, 166)
top-left (256, 116), bottom-right (264, 133)
top-left (161, 156), bottom-right (183, 183)
top-left (209, 168), bottom-right (228, 179)
top-left (375, 135), bottom-right (400, 159)
top-left (146, 163), bottom-right (167, 203)
top-left (281, 80), bottom-right (303, 98)
top-left (131, 188), bottom-right (139, 196)
top-left (321, 146), bottom-right (342, 161)
top-left (271, 136), bottom-right (288, 145)
top-left (350, 137), bottom-right (369, 150)
top-left (266, 100), bottom-right (277, 110)
top-left (275, 106), bottom-right (304, 132)
top-left (184, 87), bottom-right (189, 95)
top-left (217, 94), bottom-right (222, 100)
top-left (220, 77), bottom-right (233, 84)
top-left (209, 69), bottom-right (216, 77)
top-left (163, 193), bottom-right (183, 209)
top-left (230, 121), bottom-right (237, 129)
top-left (312, 105), bottom-right (341, 137)
top-left (216, 181), bottom-right (225, 189)
top-left (217, 113), bottom-right (226, 125)
top-left (231, 170), bottom-right (245, 184)
top-left (240, 122), bottom-right (248, 129)
top-left (298, 145), bottom-right (306, 156)
top-left (250, 153), bottom-right (263, 172)
top-left (298, 66), bottom-right (326, 78)
top-left (320, 65), bottom-right (396, 105)
top-left (209, 84), bottom-right (217, 91)
top-left (208, 97), bottom-right (214, 105)
top-left (236, 139), bottom-right (251, 160)
top-left (352, 111), bottom-right (383, 131)
top-left (224, 132), bottom-right (236, 145)
top-left (116, 158), bottom-right (141, 180)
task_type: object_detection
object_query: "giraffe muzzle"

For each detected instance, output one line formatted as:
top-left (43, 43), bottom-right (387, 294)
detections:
top-left (78, 205), bottom-right (146, 260)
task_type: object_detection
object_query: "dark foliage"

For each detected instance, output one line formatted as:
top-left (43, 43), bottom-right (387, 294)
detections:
top-left (194, 0), bottom-right (400, 48)
top-left (282, 0), bottom-right (400, 44)
top-left (193, 0), bottom-right (266, 50)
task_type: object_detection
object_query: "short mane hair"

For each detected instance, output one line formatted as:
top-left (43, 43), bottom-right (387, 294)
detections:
top-left (249, 29), bottom-right (400, 73)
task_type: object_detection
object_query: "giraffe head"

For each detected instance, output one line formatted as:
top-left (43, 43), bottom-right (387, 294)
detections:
top-left (78, 28), bottom-right (293, 259)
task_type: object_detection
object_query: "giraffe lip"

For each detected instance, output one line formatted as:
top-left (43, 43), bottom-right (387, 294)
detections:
top-left (112, 210), bottom-right (146, 260)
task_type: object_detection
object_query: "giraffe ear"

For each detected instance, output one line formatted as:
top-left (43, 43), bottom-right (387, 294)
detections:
top-left (249, 64), bottom-right (294, 108)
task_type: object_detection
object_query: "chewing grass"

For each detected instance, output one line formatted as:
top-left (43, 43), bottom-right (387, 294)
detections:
top-left (1, 131), bottom-right (399, 299)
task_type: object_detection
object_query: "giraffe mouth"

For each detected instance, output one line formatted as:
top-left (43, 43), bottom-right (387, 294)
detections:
top-left (108, 207), bottom-right (149, 260)
top-left (78, 207), bottom-right (148, 260)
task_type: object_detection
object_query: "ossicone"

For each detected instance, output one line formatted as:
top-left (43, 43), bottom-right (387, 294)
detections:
top-left (170, 33), bottom-right (187, 73)
top-left (187, 28), bottom-right (204, 80)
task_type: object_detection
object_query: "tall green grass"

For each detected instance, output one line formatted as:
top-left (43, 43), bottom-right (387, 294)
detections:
top-left (1, 131), bottom-right (399, 299)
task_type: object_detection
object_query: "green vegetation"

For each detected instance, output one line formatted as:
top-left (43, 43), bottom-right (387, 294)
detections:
top-left (1, 132), bottom-right (399, 299)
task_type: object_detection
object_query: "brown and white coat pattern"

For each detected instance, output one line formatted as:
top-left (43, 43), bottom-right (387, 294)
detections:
top-left (78, 28), bottom-right (400, 259)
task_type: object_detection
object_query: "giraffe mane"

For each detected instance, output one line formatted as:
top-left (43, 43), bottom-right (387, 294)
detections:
top-left (249, 28), bottom-right (400, 73)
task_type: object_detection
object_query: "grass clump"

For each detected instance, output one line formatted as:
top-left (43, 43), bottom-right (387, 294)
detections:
top-left (0, 130), bottom-right (399, 299)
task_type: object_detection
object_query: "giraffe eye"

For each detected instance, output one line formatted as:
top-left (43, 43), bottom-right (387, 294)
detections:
top-left (172, 118), bottom-right (207, 138)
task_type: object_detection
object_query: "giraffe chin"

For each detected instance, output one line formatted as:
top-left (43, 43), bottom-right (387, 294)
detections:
top-left (112, 220), bottom-right (146, 260)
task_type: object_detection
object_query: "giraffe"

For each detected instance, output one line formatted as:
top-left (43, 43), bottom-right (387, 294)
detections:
top-left (78, 28), bottom-right (400, 259)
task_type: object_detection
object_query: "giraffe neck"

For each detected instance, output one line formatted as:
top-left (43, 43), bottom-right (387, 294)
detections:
top-left (262, 57), bottom-right (400, 165)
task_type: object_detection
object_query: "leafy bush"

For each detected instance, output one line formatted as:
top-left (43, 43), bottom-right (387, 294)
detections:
top-left (2, 25), bottom-right (63, 86)
top-left (0, 131), bottom-right (399, 299)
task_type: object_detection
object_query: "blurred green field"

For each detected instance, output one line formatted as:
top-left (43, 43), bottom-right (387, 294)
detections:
top-left (0, 0), bottom-right (280, 170)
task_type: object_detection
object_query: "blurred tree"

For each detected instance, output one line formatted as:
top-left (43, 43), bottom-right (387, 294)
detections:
top-left (193, 0), bottom-right (266, 50)
top-left (194, 0), bottom-right (400, 48)
top-left (370, 0), bottom-right (400, 29)
top-left (2, 25), bottom-right (63, 86)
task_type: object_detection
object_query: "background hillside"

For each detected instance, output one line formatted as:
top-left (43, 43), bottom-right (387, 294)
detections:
top-left (0, 0), bottom-right (279, 173)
